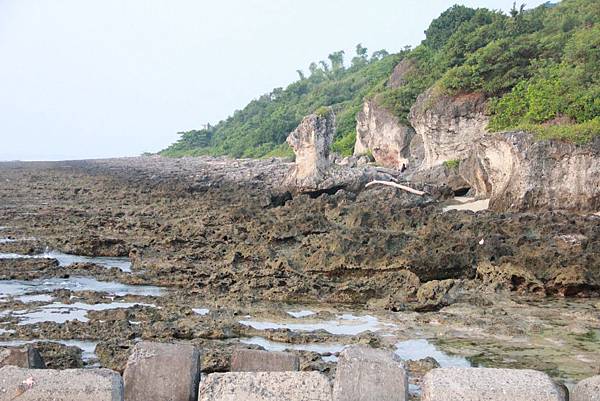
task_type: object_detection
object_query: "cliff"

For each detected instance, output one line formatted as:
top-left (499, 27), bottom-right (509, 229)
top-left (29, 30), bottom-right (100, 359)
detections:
top-left (409, 88), bottom-right (489, 170)
top-left (354, 100), bottom-right (415, 170)
top-left (461, 132), bottom-right (600, 212)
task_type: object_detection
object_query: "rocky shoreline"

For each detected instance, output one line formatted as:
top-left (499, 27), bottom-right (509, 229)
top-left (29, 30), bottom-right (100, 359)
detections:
top-left (0, 156), bottom-right (599, 399)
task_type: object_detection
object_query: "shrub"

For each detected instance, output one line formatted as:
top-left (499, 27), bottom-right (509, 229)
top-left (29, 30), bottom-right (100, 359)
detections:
top-left (443, 159), bottom-right (461, 170)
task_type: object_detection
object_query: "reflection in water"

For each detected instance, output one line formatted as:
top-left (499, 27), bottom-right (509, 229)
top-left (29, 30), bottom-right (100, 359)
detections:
top-left (0, 276), bottom-right (164, 299)
top-left (286, 310), bottom-right (316, 318)
top-left (0, 339), bottom-right (98, 363)
top-left (0, 250), bottom-right (132, 272)
top-left (240, 336), bottom-right (345, 356)
top-left (239, 314), bottom-right (391, 336)
top-left (9, 301), bottom-right (155, 325)
top-left (395, 339), bottom-right (471, 367)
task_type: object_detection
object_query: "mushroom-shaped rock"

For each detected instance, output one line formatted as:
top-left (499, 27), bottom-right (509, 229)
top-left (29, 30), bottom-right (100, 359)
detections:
top-left (284, 109), bottom-right (390, 194)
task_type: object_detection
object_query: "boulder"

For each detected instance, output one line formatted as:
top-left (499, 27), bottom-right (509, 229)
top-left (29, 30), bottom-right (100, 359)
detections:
top-left (409, 88), bottom-right (488, 170)
top-left (404, 163), bottom-right (470, 194)
top-left (198, 371), bottom-right (332, 401)
top-left (572, 375), bottom-right (600, 401)
top-left (354, 99), bottom-right (415, 170)
top-left (122, 341), bottom-right (200, 401)
top-left (230, 349), bottom-right (299, 372)
top-left (332, 345), bottom-right (408, 401)
top-left (0, 366), bottom-right (123, 401)
top-left (476, 262), bottom-right (545, 295)
top-left (460, 131), bottom-right (600, 212)
top-left (415, 279), bottom-right (460, 311)
top-left (0, 346), bottom-right (45, 369)
top-left (421, 368), bottom-right (566, 401)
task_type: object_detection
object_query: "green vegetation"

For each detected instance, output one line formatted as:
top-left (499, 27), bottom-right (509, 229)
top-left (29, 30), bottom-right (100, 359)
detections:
top-left (162, 0), bottom-right (600, 158)
top-left (443, 159), bottom-right (461, 170)
top-left (513, 118), bottom-right (600, 144)
top-left (161, 46), bottom-right (399, 158)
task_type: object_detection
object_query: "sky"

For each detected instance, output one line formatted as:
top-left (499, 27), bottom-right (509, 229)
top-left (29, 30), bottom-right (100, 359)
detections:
top-left (0, 0), bottom-right (551, 161)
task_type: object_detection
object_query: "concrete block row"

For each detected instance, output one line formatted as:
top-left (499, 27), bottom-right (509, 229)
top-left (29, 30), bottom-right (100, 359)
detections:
top-left (2, 343), bottom-right (600, 401)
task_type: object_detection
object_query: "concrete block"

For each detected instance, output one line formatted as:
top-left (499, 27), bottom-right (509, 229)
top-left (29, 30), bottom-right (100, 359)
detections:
top-left (332, 345), bottom-right (408, 401)
top-left (0, 366), bottom-right (123, 401)
top-left (231, 349), bottom-right (299, 372)
top-left (0, 346), bottom-right (45, 369)
top-left (572, 375), bottom-right (600, 401)
top-left (199, 371), bottom-right (332, 401)
top-left (422, 368), bottom-right (565, 401)
top-left (123, 341), bottom-right (200, 401)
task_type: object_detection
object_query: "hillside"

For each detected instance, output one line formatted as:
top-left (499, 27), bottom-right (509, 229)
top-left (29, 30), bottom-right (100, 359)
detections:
top-left (161, 0), bottom-right (600, 158)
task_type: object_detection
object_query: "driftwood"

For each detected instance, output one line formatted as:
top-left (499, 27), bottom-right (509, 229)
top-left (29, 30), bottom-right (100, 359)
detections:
top-left (365, 180), bottom-right (426, 196)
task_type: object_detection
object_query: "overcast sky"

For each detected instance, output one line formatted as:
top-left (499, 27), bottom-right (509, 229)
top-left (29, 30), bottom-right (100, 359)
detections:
top-left (0, 0), bottom-right (550, 161)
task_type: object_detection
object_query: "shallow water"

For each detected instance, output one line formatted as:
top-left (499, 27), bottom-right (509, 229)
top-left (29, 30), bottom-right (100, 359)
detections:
top-left (16, 294), bottom-right (55, 303)
top-left (241, 336), bottom-right (472, 368)
top-left (240, 336), bottom-right (345, 357)
top-left (0, 250), bottom-right (132, 272)
top-left (395, 339), bottom-right (471, 367)
top-left (0, 339), bottom-right (98, 363)
top-left (286, 310), bottom-right (316, 318)
top-left (9, 301), bottom-right (156, 325)
top-left (239, 313), bottom-right (391, 336)
top-left (0, 276), bottom-right (163, 299)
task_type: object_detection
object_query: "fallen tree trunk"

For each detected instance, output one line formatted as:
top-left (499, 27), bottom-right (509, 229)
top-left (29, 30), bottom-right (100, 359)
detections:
top-left (365, 180), bottom-right (426, 196)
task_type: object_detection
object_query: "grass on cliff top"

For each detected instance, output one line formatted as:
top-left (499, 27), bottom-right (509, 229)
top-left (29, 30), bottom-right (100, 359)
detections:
top-left (514, 117), bottom-right (600, 144)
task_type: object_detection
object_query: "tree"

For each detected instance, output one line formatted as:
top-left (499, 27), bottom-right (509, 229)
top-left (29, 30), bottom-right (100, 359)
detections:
top-left (319, 60), bottom-right (330, 73)
top-left (296, 69), bottom-right (306, 80)
top-left (371, 49), bottom-right (389, 60)
top-left (424, 4), bottom-right (476, 50)
top-left (309, 62), bottom-right (319, 75)
top-left (328, 50), bottom-right (345, 72)
top-left (352, 43), bottom-right (369, 67)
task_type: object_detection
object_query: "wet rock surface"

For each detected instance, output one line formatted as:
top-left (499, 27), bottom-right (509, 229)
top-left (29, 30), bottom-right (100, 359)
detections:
top-left (0, 157), bottom-right (599, 398)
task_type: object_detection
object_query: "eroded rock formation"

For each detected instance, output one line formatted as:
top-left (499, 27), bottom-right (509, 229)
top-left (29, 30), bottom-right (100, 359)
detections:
top-left (409, 88), bottom-right (489, 169)
top-left (461, 131), bottom-right (600, 212)
top-left (354, 99), bottom-right (415, 170)
top-left (285, 109), bottom-right (390, 194)
top-left (286, 110), bottom-right (335, 187)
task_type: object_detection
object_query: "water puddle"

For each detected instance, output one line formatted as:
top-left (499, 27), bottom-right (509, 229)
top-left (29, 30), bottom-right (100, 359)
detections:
top-left (16, 294), bottom-right (55, 303)
top-left (8, 301), bottom-right (156, 325)
top-left (240, 336), bottom-right (345, 357)
top-left (0, 277), bottom-right (163, 300)
top-left (394, 339), bottom-right (471, 367)
top-left (0, 250), bottom-right (132, 272)
top-left (0, 238), bottom-right (17, 244)
top-left (239, 313), bottom-right (392, 336)
top-left (193, 308), bottom-right (209, 316)
top-left (286, 310), bottom-right (316, 318)
top-left (0, 339), bottom-right (98, 363)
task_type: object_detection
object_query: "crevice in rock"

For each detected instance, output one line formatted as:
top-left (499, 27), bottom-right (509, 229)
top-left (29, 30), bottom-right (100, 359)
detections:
top-left (453, 187), bottom-right (471, 197)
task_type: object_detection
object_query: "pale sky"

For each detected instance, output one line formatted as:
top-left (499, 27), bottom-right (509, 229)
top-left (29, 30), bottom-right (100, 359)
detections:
top-left (0, 0), bottom-right (550, 161)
